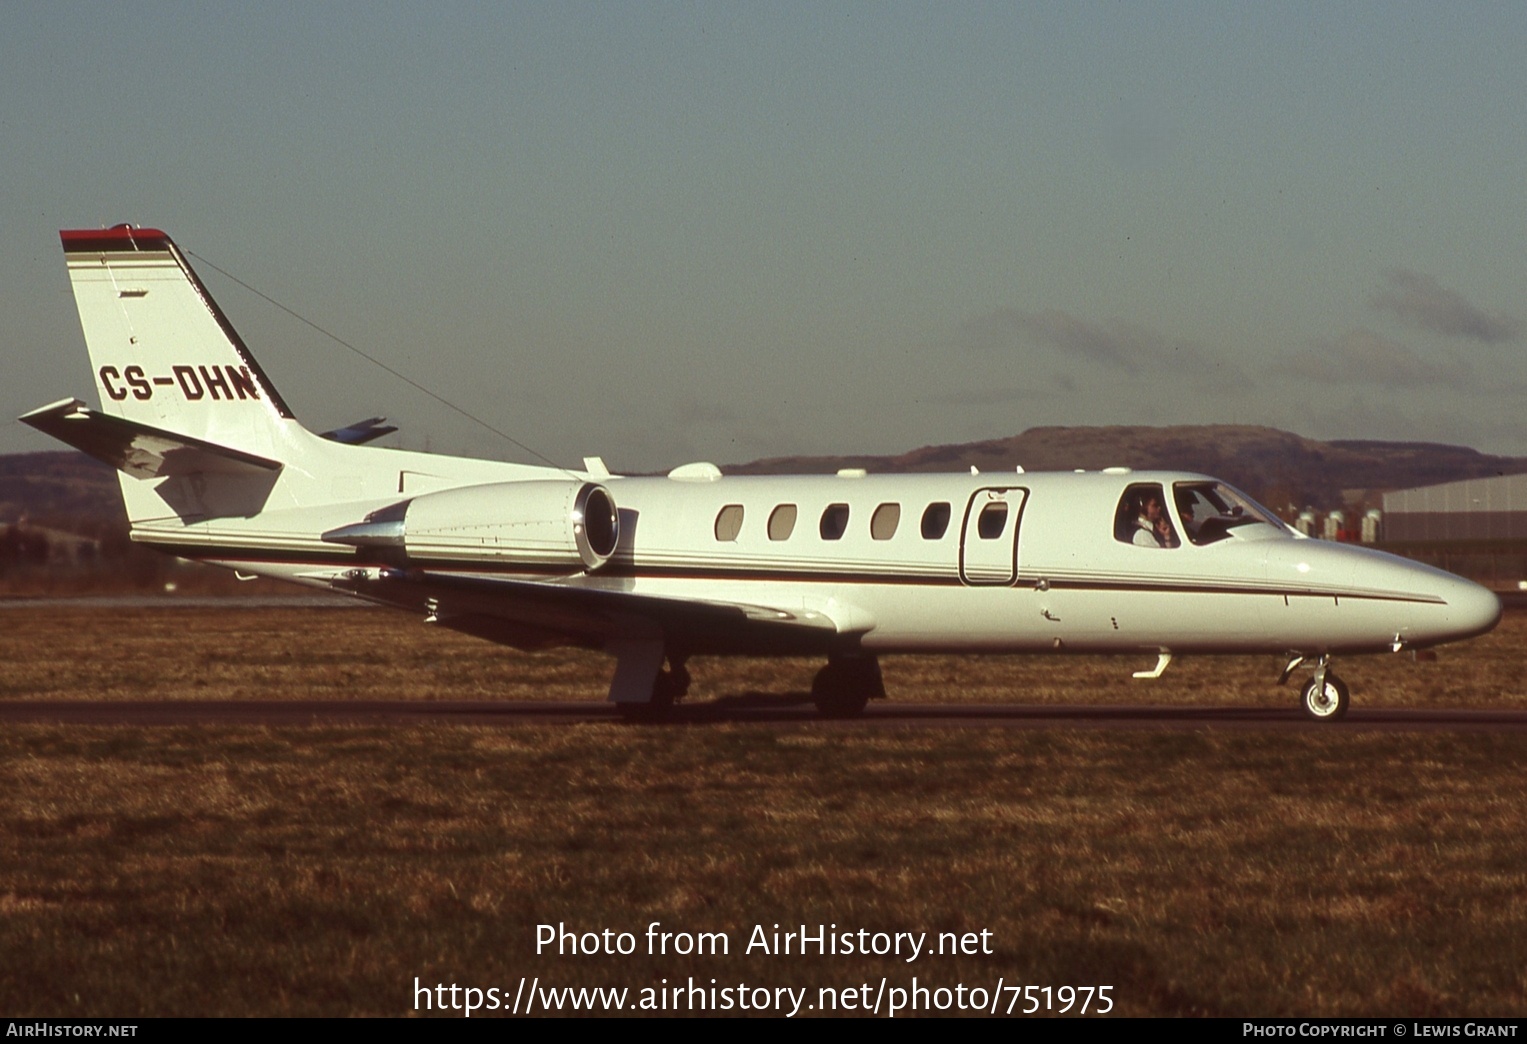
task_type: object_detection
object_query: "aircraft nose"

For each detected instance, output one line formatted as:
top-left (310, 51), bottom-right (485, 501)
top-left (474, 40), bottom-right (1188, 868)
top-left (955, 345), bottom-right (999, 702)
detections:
top-left (1439, 576), bottom-right (1502, 641)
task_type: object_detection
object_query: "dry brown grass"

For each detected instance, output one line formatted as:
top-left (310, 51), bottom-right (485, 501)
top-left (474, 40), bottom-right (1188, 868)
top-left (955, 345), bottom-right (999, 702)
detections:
top-left (2, 726), bottom-right (1526, 1016)
top-left (2, 603), bottom-right (1524, 711)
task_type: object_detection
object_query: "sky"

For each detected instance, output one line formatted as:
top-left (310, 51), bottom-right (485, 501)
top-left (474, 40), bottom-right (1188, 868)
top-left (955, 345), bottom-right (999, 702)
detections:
top-left (4, 2), bottom-right (1525, 472)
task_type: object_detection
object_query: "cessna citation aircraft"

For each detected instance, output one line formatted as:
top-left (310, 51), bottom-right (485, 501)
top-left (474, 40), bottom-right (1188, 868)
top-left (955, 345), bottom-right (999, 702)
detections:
top-left (23, 226), bottom-right (1502, 721)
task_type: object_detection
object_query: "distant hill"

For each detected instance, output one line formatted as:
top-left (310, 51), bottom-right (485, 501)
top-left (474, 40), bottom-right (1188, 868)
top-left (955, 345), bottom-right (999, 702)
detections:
top-left (0, 452), bottom-right (122, 529)
top-left (723, 425), bottom-right (1527, 511)
top-left (6, 426), bottom-right (1527, 528)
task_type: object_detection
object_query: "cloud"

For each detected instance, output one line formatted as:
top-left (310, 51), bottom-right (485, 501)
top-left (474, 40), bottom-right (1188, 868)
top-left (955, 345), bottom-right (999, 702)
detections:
top-left (1370, 269), bottom-right (1520, 344)
top-left (926, 382), bottom-right (1065, 407)
top-left (959, 307), bottom-right (1216, 376)
top-left (1286, 329), bottom-right (1469, 390)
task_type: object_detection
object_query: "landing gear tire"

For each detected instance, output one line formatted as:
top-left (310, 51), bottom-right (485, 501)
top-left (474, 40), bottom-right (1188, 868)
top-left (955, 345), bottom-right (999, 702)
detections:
top-left (617, 659), bottom-right (690, 723)
top-left (812, 657), bottom-right (882, 719)
top-left (1300, 672), bottom-right (1350, 722)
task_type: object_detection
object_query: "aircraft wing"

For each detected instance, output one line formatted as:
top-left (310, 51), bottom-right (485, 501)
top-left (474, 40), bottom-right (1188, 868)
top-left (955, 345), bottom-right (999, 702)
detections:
top-left (328, 568), bottom-right (857, 655)
top-left (20, 398), bottom-right (282, 480)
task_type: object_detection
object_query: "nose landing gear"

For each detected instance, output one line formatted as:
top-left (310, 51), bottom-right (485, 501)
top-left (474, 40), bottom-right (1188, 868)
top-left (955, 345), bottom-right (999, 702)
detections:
top-left (1299, 671), bottom-right (1350, 721)
top-left (1281, 653), bottom-right (1350, 722)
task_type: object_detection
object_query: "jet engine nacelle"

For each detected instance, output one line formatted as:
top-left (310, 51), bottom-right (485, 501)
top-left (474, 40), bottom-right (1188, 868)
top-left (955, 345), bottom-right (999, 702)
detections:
top-left (326, 480), bottom-right (620, 572)
top-left (406, 480), bottom-right (619, 570)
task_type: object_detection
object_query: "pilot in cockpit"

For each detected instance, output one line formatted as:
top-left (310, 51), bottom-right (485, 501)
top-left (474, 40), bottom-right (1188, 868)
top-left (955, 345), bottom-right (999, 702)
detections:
top-left (1124, 488), bottom-right (1179, 548)
top-left (1176, 496), bottom-right (1200, 542)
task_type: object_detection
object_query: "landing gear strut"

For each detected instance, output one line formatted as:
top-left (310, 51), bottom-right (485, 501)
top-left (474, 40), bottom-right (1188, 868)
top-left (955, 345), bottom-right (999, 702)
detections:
top-left (617, 654), bottom-right (690, 722)
top-left (1282, 654), bottom-right (1350, 722)
top-left (651, 658), bottom-right (691, 713)
top-left (811, 655), bottom-right (884, 719)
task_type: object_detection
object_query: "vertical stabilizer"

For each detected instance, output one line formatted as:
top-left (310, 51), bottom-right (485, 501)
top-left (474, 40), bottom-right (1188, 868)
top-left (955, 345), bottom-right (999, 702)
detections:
top-left (59, 226), bottom-right (309, 525)
top-left (61, 226), bottom-right (294, 453)
top-left (46, 226), bottom-right (547, 532)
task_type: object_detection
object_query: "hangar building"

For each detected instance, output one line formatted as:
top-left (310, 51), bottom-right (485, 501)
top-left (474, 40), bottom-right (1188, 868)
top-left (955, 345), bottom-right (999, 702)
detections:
top-left (1382, 474), bottom-right (1527, 542)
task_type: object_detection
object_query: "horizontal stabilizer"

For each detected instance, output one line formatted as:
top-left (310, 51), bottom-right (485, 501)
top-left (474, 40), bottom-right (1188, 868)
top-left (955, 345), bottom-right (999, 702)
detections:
top-left (20, 398), bottom-right (283, 480)
top-left (319, 416), bottom-right (398, 446)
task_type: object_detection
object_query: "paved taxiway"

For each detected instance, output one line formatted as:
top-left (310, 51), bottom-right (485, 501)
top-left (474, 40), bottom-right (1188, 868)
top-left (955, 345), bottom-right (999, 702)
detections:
top-left (4, 699), bottom-right (1526, 730)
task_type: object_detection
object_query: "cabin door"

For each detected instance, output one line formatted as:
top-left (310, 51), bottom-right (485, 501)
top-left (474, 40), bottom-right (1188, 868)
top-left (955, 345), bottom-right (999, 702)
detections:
top-left (960, 487), bottom-right (1026, 584)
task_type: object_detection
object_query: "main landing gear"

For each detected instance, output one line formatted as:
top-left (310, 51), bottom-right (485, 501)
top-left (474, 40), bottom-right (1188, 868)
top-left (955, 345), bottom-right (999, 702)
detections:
top-left (611, 647), bottom-right (884, 722)
top-left (617, 655), bottom-right (691, 723)
top-left (811, 655), bottom-right (885, 719)
top-left (1280, 654), bottom-right (1350, 722)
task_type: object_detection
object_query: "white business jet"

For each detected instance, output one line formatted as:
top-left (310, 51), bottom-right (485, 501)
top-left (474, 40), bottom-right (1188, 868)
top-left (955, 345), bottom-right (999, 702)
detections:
top-left (22, 226), bottom-right (1502, 721)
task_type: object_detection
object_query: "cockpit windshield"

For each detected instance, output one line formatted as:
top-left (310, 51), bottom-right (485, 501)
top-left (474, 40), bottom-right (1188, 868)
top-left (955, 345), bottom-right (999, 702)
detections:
top-left (1172, 481), bottom-right (1290, 546)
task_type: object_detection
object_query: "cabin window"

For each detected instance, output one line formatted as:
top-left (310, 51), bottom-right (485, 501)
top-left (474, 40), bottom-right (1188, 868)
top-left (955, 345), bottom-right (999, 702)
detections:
top-left (870, 503), bottom-right (901, 540)
top-left (768, 504), bottom-right (798, 541)
top-left (1115, 484), bottom-right (1179, 549)
top-left (976, 502), bottom-right (1009, 539)
top-left (921, 502), bottom-right (952, 540)
top-left (714, 504), bottom-right (744, 542)
top-left (820, 503), bottom-right (850, 540)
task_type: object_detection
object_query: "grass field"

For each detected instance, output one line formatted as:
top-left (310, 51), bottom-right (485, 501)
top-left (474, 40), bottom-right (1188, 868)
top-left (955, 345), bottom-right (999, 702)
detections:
top-left (2, 605), bottom-right (1526, 1017)
top-left (3, 603), bottom-right (1525, 710)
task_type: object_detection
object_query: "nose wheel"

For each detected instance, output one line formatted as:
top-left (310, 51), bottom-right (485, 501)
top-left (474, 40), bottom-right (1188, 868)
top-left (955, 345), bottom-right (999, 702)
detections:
top-left (1299, 671), bottom-right (1349, 721)
top-left (1283, 654), bottom-right (1350, 722)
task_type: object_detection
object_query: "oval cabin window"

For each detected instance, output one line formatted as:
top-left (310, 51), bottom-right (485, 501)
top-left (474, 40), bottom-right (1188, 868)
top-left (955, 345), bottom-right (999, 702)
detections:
top-left (977, 502), bottom-right (1009, 539)
top-left (768, 504), bottom-right (798, 541)
top-left (714, 504), bottom-right (744, 542)
top-left (820, 503), bottom-right (850, 540)
top-left (870, 503), bottom-right (901, 540)
top-left (921, 502), bottom-right (952, 540)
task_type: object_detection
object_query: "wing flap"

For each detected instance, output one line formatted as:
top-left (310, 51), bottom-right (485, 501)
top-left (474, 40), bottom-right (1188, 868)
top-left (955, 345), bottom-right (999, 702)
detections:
top-left (330, 568), bottom-right (861, 655)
